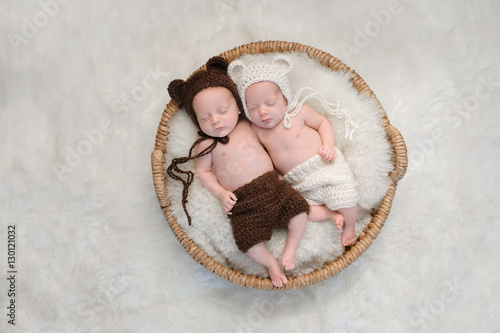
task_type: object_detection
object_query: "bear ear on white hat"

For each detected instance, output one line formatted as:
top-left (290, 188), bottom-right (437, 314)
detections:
top-left (227, 60), bottom-right (246, 83)
top-left (273, 55), bottom-right (293, 74)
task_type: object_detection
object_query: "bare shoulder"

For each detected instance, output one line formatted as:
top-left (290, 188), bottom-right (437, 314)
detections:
top-left (300, 103), bottom-right (327, 125)
top-left (249, 121), bottom-right (266, 139)
top-left (230, 120), bottom-right (256, 139)
top-left (299, 103), bottom-right (322, 117)
top-left (194, 137), bottom-right (215, 155)
top-left (236, 119), bottom-right (252, 131)
top-left (249, 121), bottom-right (260, 133)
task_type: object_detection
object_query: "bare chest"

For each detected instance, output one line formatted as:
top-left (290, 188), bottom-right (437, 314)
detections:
top-left (212, 137), bottom-right (261, 164)
top-left (259, 123), bottom-right (313, 152)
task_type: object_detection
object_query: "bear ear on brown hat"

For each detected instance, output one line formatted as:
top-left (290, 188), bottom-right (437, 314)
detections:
top-left (168, 79), bottom-right (186, 103)
top-left (206, 56), bottom-right (229, 72)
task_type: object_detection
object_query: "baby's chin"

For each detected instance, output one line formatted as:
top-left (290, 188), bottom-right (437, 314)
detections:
top-left (213, 128), bottom-right (232, 138)
top-left (256, 121), bottom-right (280, 129)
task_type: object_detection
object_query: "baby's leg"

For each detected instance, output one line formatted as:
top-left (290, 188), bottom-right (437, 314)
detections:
top-left (308, 205), bottom-right (344, 230)
top-left (337, 206), bottom-right (358, 246)
top-left (247, 242), bottom-right (287, 287)
top-left (282, 212), bottom-right (308, 270)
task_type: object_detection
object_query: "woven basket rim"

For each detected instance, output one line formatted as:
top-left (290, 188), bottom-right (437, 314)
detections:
top-left (152, 40), bottom-right (407, 290)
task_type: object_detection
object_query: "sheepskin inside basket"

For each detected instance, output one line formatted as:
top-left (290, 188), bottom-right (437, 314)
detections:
top-left (152, 42), bottom-right (407, 290)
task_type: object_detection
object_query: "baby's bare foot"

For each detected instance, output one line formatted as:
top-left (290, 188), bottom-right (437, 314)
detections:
top-left (281, 245), bottom-right (297, 270)
top-left (331, 211), bottom-right (344, 230)
top-left (341, 226), bottom-right (356, 247)
top-left (268, 264), bottom-right (287, 287)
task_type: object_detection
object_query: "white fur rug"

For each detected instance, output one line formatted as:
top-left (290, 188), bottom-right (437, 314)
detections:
top-left (1, 1), bottom-right (499, 332)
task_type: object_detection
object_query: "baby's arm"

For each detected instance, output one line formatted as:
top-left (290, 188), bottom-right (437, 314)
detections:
top-left (194, 141), bottom-right (237, 214)
top-left (301, 105), bottom-right (337, 161)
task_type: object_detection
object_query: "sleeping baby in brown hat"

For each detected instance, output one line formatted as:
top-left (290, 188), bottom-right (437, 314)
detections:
top-left (167, 56), bottom-right (309, 287)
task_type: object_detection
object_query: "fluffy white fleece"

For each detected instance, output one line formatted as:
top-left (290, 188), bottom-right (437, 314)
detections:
top-left (165, 52), bottom-right (393, 277)
top-left (1, 1), bottom-right (499, 332)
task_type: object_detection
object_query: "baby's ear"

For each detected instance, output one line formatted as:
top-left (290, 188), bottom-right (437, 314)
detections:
top-left (206, 56), bottom-right (228, 72)
top-left (227, 60), bottom-right (246, 83)
top-left (168, 79), bottom-right (185, 103)
top-left (273, 55), bottom-right (293, 74)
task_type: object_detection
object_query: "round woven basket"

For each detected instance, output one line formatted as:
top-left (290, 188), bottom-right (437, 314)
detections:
top-left (151, 41), bottom-right (407, 290)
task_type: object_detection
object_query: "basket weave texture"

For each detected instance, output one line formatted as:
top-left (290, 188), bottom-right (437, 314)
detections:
top-left (151, 41), bottom-right (407, 290)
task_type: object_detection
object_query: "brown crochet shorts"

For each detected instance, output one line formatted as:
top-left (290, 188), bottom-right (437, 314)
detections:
top-left (230, 170), bottom-right (310, 253)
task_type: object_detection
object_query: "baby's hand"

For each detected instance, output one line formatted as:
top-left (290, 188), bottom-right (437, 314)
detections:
top-left (319, 145), bottom-right (337, 161)
top-left (219, 190), bottom-right (237, 214)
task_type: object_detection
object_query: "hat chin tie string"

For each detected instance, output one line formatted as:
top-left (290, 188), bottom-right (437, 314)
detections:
top-left (284, 87), bottom-right (358, 140)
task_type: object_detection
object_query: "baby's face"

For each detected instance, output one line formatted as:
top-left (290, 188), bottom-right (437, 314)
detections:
top-left (192, 87), bottom-right (240, 138)
top-left (245, 81), bottom-right (287, 129)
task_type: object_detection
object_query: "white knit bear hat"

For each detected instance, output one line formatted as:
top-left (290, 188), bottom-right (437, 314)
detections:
top-left (227, 55), bottom-right (293, 121)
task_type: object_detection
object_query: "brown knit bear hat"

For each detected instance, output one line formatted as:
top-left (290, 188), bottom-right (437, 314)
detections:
top-left (166, 56), bottom-right (244, 226)
top-left (168, 56), bottom-right (244, 129)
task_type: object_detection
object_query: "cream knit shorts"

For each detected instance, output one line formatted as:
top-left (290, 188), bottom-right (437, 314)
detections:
top-left (283, 148), bottom-right (359, 211)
